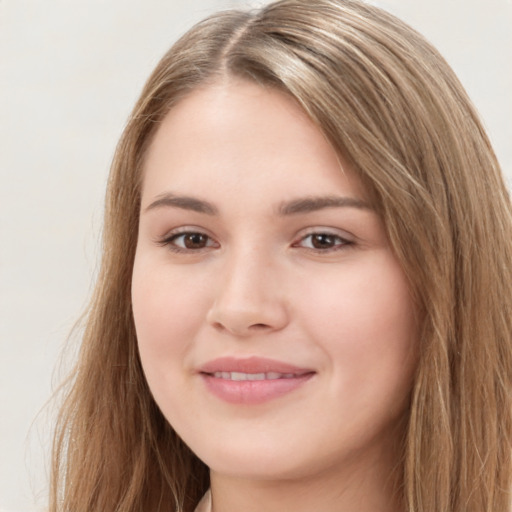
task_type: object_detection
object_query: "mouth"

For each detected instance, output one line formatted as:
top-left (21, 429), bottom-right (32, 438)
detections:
top-left (198, 357), bottom-right (315, 405)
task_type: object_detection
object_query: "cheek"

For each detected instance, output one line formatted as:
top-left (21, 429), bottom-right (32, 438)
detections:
top-left (297, 253), bottom-right (418, 396)
top-left (131, 257), bottom-right (209, 374)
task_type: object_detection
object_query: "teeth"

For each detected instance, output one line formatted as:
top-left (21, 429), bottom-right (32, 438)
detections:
top-left (211, 371), bottom-right (297, 380)
top-left (246, 373), bottom-right (265, 381)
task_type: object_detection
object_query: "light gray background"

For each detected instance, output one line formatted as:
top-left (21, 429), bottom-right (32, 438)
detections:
top-left (1, 1), bottom-right (511, 510)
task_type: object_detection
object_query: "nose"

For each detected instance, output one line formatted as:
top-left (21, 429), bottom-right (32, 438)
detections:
top-left (206, 251), bottom-right (289, 337)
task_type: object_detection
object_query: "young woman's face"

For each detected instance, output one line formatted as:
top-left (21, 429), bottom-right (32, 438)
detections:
top-left (132, 79), bottom-right (418, 482)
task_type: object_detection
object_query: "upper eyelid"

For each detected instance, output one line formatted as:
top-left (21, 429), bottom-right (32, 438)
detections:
top-left (157, 226), bottom-right (214, 241)
top-left (294, 226), bottom-right (354, 241)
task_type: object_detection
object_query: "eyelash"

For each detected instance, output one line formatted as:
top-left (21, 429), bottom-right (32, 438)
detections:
top-left (157, 230), bottom-right (218, 253)
top-left (292, 231), bottom-right (353, 252)
top-left (157, 229), bottom-right (353, 254)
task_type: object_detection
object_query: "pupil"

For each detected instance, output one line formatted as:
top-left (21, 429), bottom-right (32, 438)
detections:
top-left (312, 234), bottom-right (334, 248)
top-left (185, 233), bottom-right (207, 249)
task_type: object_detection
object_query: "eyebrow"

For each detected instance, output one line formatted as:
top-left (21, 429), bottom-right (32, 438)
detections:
top-left (145, 193), bottom-right (218, 215)
top-left (278, 195), bottom-right (372, 215)
top-left (144, 192), bottom-right (371, 216)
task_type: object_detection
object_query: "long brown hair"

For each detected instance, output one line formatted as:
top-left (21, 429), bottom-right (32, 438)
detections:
top-left (50, 1), bottom-right (512, 511)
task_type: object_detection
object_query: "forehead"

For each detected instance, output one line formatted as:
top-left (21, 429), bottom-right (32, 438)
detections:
top-left (141, 78), bottom-right (366, 208)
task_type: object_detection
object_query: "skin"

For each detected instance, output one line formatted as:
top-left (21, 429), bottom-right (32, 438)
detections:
top-left (132, 78), bottom-right (418, 512)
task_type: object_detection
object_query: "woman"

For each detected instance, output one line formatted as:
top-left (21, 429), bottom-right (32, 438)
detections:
top-left (50, 1), bottom-right (512, 511)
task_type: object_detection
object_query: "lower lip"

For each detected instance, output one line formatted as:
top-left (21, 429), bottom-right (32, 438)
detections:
top-left (201, 373), bottom-right (314, 405)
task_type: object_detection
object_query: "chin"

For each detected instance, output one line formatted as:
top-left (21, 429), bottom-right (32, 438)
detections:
top-left (197, 442), bottom-right (313, 481)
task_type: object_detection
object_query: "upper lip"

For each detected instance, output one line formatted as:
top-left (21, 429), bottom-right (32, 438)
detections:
top-left (199, 356), bottom-right (314, 375)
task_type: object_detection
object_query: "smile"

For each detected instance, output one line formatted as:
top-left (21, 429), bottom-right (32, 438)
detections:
top-left (199, 357), bottom-right (315, 405)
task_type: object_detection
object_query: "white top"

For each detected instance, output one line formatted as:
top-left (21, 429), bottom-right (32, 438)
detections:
top-left (194, 490), bottom-right (212, 512)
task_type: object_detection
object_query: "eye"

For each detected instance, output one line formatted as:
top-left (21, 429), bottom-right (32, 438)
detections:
top-left (159, 231), bottom-right (219, 252)
top-left (295, 232), bottom-right (352, 251)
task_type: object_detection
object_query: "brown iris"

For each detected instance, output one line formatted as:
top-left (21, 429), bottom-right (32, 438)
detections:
top-left (310, 233), bottom-right (339, 249)
top-left (182, 233), bottom-right (210, 249)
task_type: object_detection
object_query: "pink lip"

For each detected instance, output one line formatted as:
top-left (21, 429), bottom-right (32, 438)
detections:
top-left (200, 356), bottom-right (313, 375)
top-left (198, 356), bottom-right (315, 405)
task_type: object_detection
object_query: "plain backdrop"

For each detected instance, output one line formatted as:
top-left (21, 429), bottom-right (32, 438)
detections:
top-left (1, 1), bottom-right (511, 510)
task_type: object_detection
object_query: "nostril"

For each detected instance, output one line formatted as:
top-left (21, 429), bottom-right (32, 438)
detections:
top-left (212, 321), bottom-right (225, 331)
top-left (250, 323), bottom-right (270, 330)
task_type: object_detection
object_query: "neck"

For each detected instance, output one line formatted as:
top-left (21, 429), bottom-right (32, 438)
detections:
top-left (208, 434), bottom-right (405, 512)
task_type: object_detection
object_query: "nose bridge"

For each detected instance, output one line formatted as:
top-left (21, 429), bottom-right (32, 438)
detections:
top-left (207, 242), bottom-right (288, 335)
top-left (226, 243), bottom-right (269, 297)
